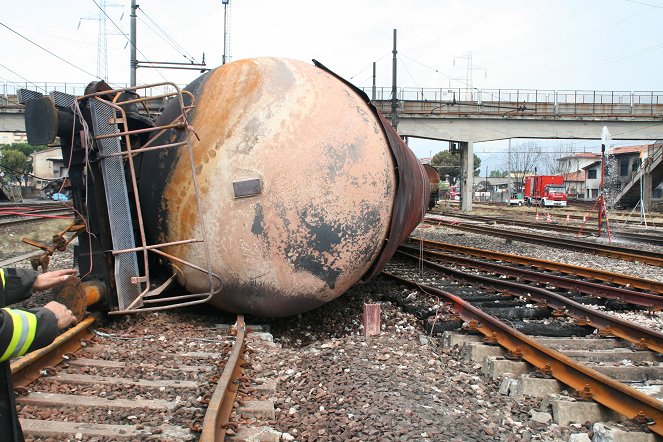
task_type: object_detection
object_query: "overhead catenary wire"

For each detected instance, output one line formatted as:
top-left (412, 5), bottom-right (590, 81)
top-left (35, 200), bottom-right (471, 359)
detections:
top-left (0, 21), bottom-right (100, 80)
top-left (89, 0), bottom-right (168, 83)
top-left (0, 63), bottom-right (47, 93)
top-left (137, 7), bottom-right (199, 64)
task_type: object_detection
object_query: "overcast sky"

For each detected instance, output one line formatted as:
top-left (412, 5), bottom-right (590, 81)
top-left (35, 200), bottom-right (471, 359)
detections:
top-left (2, 0), bottom-right (662, 171)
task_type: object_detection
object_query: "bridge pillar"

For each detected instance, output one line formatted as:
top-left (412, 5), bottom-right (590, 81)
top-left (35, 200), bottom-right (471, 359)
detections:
top-left (642, 162), bottom-right (653, 213)
top-left (460, 141), bottom-right (474, 212)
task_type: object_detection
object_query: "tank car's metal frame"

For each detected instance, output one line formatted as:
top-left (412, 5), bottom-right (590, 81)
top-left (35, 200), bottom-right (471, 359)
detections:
top-left (20, 83), bottom-right (221, 314)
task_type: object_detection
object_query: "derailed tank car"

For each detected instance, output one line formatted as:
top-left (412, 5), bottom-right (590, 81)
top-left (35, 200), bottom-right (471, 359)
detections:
top-left (422, 164), bottom-right (441, 210)
top-left (21, 57), bottom-right (427, 317)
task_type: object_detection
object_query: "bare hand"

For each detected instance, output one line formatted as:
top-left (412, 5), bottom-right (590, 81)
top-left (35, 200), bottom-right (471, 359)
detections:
top-left (33, 269), bottom-right (77, 292)
top-left (43, 301), bottom-right (78, 329)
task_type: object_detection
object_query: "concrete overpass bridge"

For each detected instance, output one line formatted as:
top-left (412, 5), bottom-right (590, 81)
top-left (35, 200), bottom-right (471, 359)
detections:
top-left (366, 87), bottom-right (663, 210)
top-left (3, 83), bottom-right (663, 210)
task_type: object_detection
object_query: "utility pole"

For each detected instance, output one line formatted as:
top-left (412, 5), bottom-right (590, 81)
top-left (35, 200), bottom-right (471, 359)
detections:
top-left (222, 0), bottom-right (230, 64)
top-left (371, 61), bottom-right (376, 101)
top-left (390, 29), bottom-right (398, 129)
top-left (130, 0), bottom-right (137, 86)
top-left (97, 0), bottom-right (108, 80)
top-left (507, 138), bottom-right (512, 196)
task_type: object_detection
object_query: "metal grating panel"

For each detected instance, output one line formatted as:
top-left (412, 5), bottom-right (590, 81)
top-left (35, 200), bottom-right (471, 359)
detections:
top-left (50, 90), bottom-right (75, 109)
top-left (17, 89), bottom-right (43, 104)
top-left (89, 100), bottom-right (142, 310)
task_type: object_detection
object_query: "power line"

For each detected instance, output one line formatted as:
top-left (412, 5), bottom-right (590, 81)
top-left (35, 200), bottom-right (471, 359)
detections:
top-left (0, 21), bottom-right (99, 79)
top-left (88, 0), bottom-right (168, 82)
top-left (138, 7), bottom-right (198, 63)
top-left (624, 0), bottom-right (663, 8)
top-left (348, 52), bottom-right (390, 80)
top-left (0, 63), bottom-right (47, 93)
top-left (398, 55), bottom-right (419, 89)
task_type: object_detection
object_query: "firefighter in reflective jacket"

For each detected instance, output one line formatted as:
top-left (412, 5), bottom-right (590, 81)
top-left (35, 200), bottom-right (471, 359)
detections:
top-left (0, 267), bottom-right (78, 442)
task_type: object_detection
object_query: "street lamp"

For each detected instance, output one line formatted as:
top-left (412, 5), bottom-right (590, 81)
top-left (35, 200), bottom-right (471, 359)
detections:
top-left (222, 0), bottom-right (230, 65)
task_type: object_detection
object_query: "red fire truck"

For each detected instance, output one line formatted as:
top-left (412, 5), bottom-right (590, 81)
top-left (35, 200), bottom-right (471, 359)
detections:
top-left (524, 175), bottom-right (567, 207)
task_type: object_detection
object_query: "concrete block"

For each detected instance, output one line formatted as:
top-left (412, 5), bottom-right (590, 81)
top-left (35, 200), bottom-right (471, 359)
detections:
top-left (252, 378), bottom-right (277, 395)
top-left (237, 400), bottom-right (275, 419)
top-left (536, 337), bottom-right (623, 351)
top-left (249, 332), bottom-right (274, 342)
top-left (529, 410), bottom-right (552, 424)
top-left (441, 331), bottom-right (482, 349)
top-left (568, 433), bottom-right (591, 442)
top-left (551, 399), bottom-right (620, 426)
top-left (592, 422), bottom-right (658, 442)
top-left (632, 384), bottom-right (663, 401)
top-left (498, 376), bottom-right (516, 395)
top-left (462, 342), bottom-right (505, 362)
top-left (481, 356), bottom-right (531, 379)
top-left (510, 375), bottom-right (564, 398)
top-left (590, 365), bottom-right (663, 383)
top-left (228, 426), bottom-right (281, 442)
top-left (563, 349), bottom-right (658, 364)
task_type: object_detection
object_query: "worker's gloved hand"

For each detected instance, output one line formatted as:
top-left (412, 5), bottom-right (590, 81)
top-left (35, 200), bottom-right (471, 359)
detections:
top-left (33, 269), bottom-right (77, 292)
top-left (43, 301), bottom-right (78, 329)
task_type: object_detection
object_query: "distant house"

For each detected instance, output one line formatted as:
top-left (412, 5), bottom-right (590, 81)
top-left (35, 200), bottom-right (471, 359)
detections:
top-left (556, 152), bottom-right (600, 175)
top-left (31, 147), bottom-right (67, 190)
top-left (609, 145), bottom-right (649, 186)
top-left (582, 161), bottom-right (602, 199)
top-left (561, 171), bottom-right (586, 198)
top-left (580, 143), bottom-right (663, 204)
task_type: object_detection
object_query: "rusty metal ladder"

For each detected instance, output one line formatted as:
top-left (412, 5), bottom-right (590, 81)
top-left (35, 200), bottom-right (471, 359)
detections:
top-left (82, 84), bottom-right (219, 313)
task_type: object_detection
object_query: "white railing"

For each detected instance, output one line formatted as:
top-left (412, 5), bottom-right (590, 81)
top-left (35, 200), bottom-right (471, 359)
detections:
top-left (361, 87), bottom-right (663, 105)
top-left (0, 81), bottom-right (188, 105)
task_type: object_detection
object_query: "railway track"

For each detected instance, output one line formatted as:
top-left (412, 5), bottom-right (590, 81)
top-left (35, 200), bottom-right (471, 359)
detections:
top-left (0, 202), bottom-right (74, 229)
top-left (423, 215), bottom-right (663, 267)
top-left (432, 211), bottom-right (663, 246)
top-left (408, 236), bottom-right (663, 294)
top-left (382, 259), bottom-right (663, 437)
top-left (9, 308), bottom-right (273, 441)
top-left (467, 202), bottom-right (663, 226)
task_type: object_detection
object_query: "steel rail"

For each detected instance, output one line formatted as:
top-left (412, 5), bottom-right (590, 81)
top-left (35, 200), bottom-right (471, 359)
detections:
top-left (433, 211), bottom-right (663, 246)
top-left (409, 237), bottom-right (663, 294)
top-left (200, 314), bottom-right (246, 442)
top-left (423, 217), bottom-right (663, 267)
top-left (451, 204), bottom-right (663, 227)
top-left (383, 272), bottom-right (663, 437)
top-left (397, 251), bottom-right (663, 353)
top-left (11, 316), bottom-right (95, 387)
top-left (399, 244), bottom-right (663, 309)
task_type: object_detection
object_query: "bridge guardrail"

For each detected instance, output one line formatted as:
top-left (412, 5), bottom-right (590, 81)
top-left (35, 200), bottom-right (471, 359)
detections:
top-left (362, 87), bottom-right (663, 117)
top-left (1, 82), bottom-right (187, 106)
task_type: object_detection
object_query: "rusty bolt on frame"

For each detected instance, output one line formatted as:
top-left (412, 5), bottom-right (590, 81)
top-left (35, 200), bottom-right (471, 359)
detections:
top-left (189, 420), bottom-right (202, 432)
top-left (633, 410), bottom-right (654, 425)
top-left (598, 327), bottom-right (614, 337)
top-left (575, 317), bottom-right (591, 326)
top-left (506, 346), bottom-right (524, 360)
top-left (636, 338), bottom-right (649, 350)
top-left (466, 320), bottom-right (480, 331)
top-left (535, 363), bottom-right (553, 378)
top-left (577, 384), bottom-right (593, 400)
top-left (483, 332), bottom-right (499, 345)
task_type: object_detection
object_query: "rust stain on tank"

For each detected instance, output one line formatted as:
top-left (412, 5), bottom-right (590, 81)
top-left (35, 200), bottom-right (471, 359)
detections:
top-left (155, 58), bottom-right (405, 316)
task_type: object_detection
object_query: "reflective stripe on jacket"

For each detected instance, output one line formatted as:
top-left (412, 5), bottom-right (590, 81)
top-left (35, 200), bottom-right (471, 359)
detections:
top-left (0, 268), bottom-right (58, 362)
top-left (0, 308), bottom-right (37, 361)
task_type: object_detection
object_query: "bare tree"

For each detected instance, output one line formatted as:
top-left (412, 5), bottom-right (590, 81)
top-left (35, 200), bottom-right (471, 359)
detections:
top-left (541, 143), bottom-right (577, 175)
top-left (504, 141), bottom-right (544, 190)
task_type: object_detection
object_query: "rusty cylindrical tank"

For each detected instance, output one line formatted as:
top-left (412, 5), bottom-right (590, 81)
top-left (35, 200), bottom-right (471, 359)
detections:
top-left (137, 57), bottom-right (426, 317)
top-left (423, 164), bottom-right (441, 210)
